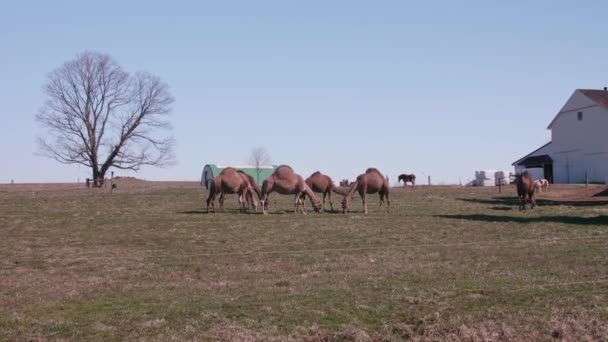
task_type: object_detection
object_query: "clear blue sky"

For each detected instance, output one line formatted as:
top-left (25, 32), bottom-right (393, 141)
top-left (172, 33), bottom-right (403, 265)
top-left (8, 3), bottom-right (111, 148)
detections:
top-left (1, 1), bottom-right (607, 184)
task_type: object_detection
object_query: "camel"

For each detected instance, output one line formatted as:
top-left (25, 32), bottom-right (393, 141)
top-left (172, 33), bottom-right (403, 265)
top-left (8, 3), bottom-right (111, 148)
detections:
top-left (398, 174), bottom-right (416, 188)
top-left (216, 170), bottom-right (262, 211)
top-left (260, 165), bottom-right (322, 214)
top-left (515, 171), bottom-right (536, 211)
top-left (299, 171), bottom-right (350, 212)
top-left (206, 167), bottom-right (259, 213)
top-left (342, 168), bottom-right (390, 214)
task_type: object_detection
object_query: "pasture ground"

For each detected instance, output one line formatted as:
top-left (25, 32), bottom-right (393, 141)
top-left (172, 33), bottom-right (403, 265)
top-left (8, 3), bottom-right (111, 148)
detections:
top-left (1, 181), bottom-right (608, 341)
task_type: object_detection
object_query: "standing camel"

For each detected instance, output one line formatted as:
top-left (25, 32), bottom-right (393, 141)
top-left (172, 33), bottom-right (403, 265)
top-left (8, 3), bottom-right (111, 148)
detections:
top-left (342, 168), bottom-right (390, 214)
top-left (398, 174), bottom-right (416, 188)
top-left (261, 165), bottom-right (322, 214)
top-left (206, 167), bottom-right (259, 213)
top-left (299, 171), bottom-right (349, 212)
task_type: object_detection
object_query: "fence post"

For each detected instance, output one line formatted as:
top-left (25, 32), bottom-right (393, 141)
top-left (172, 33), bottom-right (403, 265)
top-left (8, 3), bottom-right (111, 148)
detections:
top-left (428, 176), bottom-right (431, 186)
top-left (498, 178), bottom-right (502, 193)
top-left (586, 171), bottom-right (589, 188)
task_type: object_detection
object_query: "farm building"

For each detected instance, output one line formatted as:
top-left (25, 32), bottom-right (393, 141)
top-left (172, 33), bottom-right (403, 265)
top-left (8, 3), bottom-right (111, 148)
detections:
top-left (513, 88), bottom-right (608, 184)
top-left (201, 164), bottom-right (277, 189)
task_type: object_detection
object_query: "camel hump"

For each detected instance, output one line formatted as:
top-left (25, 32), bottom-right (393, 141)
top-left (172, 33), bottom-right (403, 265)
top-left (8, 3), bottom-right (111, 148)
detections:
top-left (276, 165), bottom-right (293, 172)
top-left (311, 171), bottom-right (321, 177)
top-left (366, 167), bottom-right (381, 175)
top-left (220, 167), bottom-right (237, 175)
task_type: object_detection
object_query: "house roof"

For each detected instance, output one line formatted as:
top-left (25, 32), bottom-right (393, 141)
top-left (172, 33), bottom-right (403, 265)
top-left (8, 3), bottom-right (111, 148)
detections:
top-left (515, 154), bottom-right (553, 167)
top-left (578, 89), bottom-right (608, 109)
top-left (512, 142), bottom-right (552, 166)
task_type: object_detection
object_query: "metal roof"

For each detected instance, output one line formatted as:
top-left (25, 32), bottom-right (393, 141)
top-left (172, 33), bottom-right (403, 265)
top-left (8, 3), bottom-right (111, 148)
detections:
top-left (202, 164), bottom-right (277, 187)
top-left (515, 155), bottom-right (553, 167)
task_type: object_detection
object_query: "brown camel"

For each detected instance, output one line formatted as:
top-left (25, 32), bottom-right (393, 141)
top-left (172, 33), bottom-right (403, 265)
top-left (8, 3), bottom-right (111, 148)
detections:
top-left (237, 170), bottom-right (263, 210)
top-left (299, 171), bottom-right (351, 212)
top-left (342, 168), bottom-right (390, 214)
top-left (261, 165), bottom-right (322, 214)
top-left (206, 167), bottom-right (258, 213)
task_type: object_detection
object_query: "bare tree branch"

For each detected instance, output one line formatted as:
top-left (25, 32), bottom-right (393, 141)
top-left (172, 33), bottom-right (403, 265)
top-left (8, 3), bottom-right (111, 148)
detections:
top-left (249, 147), bottom-right (271, 184)
top-left (36, 51), bottom-right (175, 185)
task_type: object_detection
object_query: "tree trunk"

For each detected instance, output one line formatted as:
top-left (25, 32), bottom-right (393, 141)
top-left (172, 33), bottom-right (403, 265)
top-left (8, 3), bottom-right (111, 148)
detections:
top-left (92, 169), bottom-right (105, 188)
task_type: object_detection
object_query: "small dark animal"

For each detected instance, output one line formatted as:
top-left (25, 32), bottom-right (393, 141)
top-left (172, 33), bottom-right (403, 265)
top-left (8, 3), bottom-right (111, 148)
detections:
top-left (398, 174), bottom-right (416, 188)
top-left (514, 171), bottom-right (536, 210)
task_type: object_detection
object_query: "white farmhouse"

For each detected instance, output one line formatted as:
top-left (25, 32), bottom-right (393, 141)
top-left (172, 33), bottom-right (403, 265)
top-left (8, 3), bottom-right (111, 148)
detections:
top-left (513, 88), bottom-right (608, 184)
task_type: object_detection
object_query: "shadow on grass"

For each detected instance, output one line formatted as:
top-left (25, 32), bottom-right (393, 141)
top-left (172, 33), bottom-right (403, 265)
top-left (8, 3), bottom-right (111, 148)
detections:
top-left (438, 214), bottom-right (608, 225)
top-left (460, 198), bottom-right (608, 207)
top-left (179, 209), bottom-right (263, 215)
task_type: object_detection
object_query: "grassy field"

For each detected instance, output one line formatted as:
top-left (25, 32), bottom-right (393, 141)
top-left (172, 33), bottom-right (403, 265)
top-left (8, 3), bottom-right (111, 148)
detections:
top-left (1, 182), bottom-right (608, 341)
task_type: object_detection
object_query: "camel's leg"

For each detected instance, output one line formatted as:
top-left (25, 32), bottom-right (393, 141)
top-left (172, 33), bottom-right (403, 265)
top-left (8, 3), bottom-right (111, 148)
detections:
top-left (300, 193), bottom-right (306, 212)
top-left (327, 191), bottom-right (333, 211)
top-left (206, 192), bottom-right (215, 213)
top-left (383, 191), bottom-right (390, 211)
top-left (322, 192), bottom-right (327, 211)
top-left (294, 192), bottom-right (305, 214)
top-left (237, 193), bottom-right (244, 213)
top-left (261, 194), bottom-right (269, 215)
top-left (219, 192), bottom-right (225, 212)
top-left (359, 188), bottom-right (368, 214)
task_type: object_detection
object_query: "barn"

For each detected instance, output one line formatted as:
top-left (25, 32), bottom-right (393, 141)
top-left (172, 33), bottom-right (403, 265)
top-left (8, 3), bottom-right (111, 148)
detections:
top-left (201, 164), bottom-right (277, 189)
top-left (513, 88), bottom-right (608, 184)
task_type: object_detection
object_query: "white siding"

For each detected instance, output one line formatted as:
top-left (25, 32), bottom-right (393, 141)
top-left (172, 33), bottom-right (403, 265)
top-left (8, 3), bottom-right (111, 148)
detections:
top-left (517, 90), bottom-right (608, 184)
top-left (549, 92), bottom-right (608, 183)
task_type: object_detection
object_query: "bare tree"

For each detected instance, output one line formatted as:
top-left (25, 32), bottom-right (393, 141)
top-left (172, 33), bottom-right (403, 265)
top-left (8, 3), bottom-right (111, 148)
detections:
top-left (36, 51), bottom-right (175, 186)
top-left (249, 147), bottom-right (271, 184)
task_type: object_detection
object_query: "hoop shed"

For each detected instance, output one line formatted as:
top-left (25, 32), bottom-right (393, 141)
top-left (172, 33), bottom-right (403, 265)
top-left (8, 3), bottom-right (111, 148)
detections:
top-left (201, 164), bottom-right (277, 189)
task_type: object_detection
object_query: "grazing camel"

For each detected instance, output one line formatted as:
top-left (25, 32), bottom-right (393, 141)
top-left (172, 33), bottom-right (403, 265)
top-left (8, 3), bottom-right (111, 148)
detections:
top-left (299, 171), bottom-right (351, 212)
top-left (398, 174), bottom-right (416, 188)
top-left (236, 170), bottom-right (262, 210)
top-left (515, 171), bottom-right (536, 211)
top-left (261, 165), bottom-right (322, 214)
top-left (206, 167), bottom-right (259, 213)
top-left (342, 168), bottom-right (390, 214)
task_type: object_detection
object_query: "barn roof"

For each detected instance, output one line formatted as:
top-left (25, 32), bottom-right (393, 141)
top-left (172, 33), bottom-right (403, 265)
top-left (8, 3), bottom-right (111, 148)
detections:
top-left (512, 142), bottom-right (552, 166)
top-left (515, 154), bottom-right (553, 167)
top-left (579, 89), bottom-right (608, 109)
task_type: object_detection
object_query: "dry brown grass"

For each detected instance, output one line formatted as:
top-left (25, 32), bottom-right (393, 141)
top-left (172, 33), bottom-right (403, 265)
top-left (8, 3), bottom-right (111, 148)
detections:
top-left (1, 182), bottom-right (607, 340)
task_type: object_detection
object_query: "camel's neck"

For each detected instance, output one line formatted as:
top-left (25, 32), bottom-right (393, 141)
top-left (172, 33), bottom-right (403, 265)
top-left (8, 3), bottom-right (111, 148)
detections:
top-left (250, 182), bottom-right (262, 200)
top-left (332, 186), bottom-right (350, 196)
top-left (303, 184), bottom-right (320, 205)
top-left (344, 181), bottom-right (359, 198)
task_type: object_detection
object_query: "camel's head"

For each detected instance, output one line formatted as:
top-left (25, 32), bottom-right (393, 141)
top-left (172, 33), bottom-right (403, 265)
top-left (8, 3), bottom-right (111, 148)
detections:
top-left (342, 196), bottom-right (350, 213)
top-left (312, 198), bottom-right (322, 213)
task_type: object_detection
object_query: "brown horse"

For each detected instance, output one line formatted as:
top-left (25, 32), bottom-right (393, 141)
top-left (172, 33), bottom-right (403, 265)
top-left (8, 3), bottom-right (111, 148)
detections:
top-left (514, 171), bottom-right (536, 211)
top-left (398, 174), bottom-right (416, 188)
